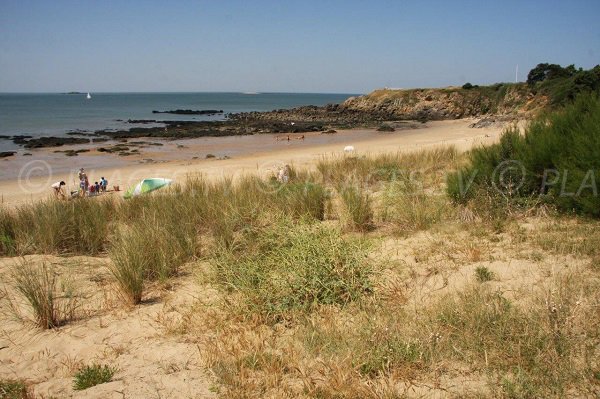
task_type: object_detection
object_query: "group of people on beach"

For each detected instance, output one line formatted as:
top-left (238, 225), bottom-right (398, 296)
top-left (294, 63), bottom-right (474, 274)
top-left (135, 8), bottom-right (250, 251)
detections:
top-left (51, 168), bottom-right (108, 199)
top-left (78, 168), bottom-right (108, 197)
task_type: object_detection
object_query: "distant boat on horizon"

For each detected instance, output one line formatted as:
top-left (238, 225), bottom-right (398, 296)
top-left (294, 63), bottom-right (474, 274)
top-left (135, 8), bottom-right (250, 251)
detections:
top-left (86, 92), bottom-right (91, 99)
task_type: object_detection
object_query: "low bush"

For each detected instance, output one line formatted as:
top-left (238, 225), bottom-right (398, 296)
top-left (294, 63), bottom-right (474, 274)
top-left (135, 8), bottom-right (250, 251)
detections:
top-left (448, 94), bottom-right (600, 217)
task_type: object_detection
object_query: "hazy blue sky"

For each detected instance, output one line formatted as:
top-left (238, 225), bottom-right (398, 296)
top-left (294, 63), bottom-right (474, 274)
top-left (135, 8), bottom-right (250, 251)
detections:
top-left (1, 0), bottom-right (599, 93)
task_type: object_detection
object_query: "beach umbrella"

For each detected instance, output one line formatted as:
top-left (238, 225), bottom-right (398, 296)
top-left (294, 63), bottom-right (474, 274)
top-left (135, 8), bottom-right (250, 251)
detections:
top-left (124, 178), bottom-right (173, 199)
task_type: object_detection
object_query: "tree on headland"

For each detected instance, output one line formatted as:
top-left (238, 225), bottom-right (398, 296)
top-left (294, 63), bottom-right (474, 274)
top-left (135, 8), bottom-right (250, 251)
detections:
top-left (526, 63), bottom-right (600, 105)
top-left (526, 63), bottom-right (577, 85)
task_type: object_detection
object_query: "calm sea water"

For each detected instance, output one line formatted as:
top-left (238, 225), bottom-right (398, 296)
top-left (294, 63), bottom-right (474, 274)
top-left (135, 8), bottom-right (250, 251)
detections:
top-left (0, 92), bottom-right (354, 150)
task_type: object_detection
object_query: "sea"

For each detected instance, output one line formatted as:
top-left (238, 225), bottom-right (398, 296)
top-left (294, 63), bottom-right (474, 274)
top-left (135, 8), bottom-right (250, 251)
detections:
top-left (0, 92), bottom-right (356, 151)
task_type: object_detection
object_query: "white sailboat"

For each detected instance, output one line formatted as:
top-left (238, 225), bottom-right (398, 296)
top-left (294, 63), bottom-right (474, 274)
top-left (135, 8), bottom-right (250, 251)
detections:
top-left (86, 92), bottom-right (91, 99)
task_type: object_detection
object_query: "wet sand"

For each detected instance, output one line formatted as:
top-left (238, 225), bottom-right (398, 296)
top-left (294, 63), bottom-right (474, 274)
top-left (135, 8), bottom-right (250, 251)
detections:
top-left (0, 119), bottom-right (504, 206)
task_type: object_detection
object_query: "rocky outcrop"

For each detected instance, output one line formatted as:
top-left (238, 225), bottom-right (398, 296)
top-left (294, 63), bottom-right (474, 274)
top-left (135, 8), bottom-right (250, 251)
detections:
top-left (338, 84), bottom-right (543, 121)
top-left (13, 136), bottom-right (90, 148)
top-left (230, 84), bottom-right (546, 126)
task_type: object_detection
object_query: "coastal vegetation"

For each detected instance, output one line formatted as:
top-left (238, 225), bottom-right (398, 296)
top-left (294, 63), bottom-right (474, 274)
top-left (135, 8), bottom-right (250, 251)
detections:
top-left (72, 364), bottom-right (117, 391)
top-left (1, 92), bottom-right (600, 397)
top-left (448, 93), bottom-right (600, 217)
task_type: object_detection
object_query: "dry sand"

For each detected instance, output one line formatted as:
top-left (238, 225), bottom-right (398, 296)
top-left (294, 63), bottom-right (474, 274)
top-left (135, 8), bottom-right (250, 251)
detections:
top-left (0, 119), bottom-right (503, 206)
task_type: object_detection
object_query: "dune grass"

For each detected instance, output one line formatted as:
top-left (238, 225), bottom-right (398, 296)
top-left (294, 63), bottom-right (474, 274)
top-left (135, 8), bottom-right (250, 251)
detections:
top-left (381, 179), bottom-right (451, 233)
top-left (0, 198), bottom-right (115, 256)
top-left (9, 260), bottom-right (77, 329)
top-left (211, 219), bottom-right (373, 322)
top-left (317, 146), bottom-right (458, 187)
top-left (337, 185), bottom-right (374, 231)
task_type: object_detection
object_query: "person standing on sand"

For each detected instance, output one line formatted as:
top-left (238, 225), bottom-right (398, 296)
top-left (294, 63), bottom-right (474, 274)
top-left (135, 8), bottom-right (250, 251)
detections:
top-left (278, 164), bottom-right (290, 183)
top-left (51, 181), bottom-right (66, 199)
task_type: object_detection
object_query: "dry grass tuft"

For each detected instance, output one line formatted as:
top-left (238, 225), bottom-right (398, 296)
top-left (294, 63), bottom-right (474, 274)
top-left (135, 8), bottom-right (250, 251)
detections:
top-left (8, 259), bottom-right (79, 328)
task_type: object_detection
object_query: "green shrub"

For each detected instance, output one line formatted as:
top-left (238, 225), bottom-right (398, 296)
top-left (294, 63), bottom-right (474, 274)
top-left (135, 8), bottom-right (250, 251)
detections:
top-left (212, 220), bottom-right (372, 322)
top-left (73, 364), bottom-right (116, 390)
top-left (448, 94), bottom-right (600, 217)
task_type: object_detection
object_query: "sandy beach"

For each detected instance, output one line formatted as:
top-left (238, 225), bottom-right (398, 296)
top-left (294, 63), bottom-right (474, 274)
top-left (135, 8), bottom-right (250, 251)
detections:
top-left (0, 119), bottom-right (503, 206)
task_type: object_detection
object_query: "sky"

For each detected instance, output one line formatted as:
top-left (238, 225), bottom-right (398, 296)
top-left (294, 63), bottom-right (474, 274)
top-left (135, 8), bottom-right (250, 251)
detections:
top-left (0, 0), bottom-right (599, 93)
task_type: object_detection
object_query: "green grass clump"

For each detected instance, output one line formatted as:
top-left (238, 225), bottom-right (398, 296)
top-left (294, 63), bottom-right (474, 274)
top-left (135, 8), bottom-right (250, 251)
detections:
top-left (318, 146), bottom-right (458, 187)
top-left (382, 179), bottom-right (450, 233)
top-left (0, 208), bottom-right (17, 256)
top-left (448, 94), bottom-right (600, 217)
top-left (0, 379), bottom-right (32, 399)
top-left (73, 364), bottom-right (116, 390)
top-left (212, 220), bottom-right (372, 322)
top-left (338, 185), bottom-right (374, 231)
top-left (474, 266), bottom-right (495, 282)
top-left (109, 215), bottom-right (196, 304)
top-left (2, 198), bottom-right (115, 255)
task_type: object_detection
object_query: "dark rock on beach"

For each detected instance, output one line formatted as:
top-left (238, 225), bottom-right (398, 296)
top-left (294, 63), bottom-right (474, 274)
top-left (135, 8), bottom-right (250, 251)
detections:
top-left (16, 136), bottom-right (90, 149)
top-left (0, 151), bottom-right (16, 158)
top-left (152, 109), bottom-right (224, 115)
top-left (54, 149), bottom-right (91, 156)
top-left (127, 119), bottom-right (158, 124)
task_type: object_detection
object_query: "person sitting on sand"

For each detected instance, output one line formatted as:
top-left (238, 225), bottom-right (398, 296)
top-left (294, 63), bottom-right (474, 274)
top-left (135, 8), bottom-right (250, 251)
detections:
top-left (51, 181), bottom-right (66, 199)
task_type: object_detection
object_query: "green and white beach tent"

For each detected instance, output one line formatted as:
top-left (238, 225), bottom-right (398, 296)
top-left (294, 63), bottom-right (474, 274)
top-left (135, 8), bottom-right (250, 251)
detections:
top-left (124, 178), bottom-right (173, 199)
